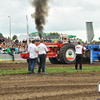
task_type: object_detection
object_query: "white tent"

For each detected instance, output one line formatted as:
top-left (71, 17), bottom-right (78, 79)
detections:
top-left (18, 35), bottom-right (40, 41)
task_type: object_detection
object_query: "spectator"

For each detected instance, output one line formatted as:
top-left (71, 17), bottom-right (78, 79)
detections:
top-left (15, 38), bottom-right (19, 44)
top-left (63, 37), bottom-right (68, 44)
top-left (12, 41), bottom-right (14, 47)
top-left (36, 38), bottom-right (40, 42)
top-left (84, 41), bottom-right (88, 46)
top-left (11, 46), bottom-right (15, 54)
top-left (19, 46), bottom-right (25, 53)
top-left (45, 38), bottom-right (49, 43)
top-left (0, 37), bottom-right (4, 43)
top-left (3, 45), bottom-right (7, 54)
top-left (48, 38), bottom-right (52, 43)
top-left (0, 46), bottom-right (3, 54)
top-left (73, 38), bottom-right (77, 45)
top-left (7, 46), bottom-right (14, 61)
top-left (22, 39), bottom-right (26, 43)
top-left (6, 41), bottom-right (9, 46)
top-left (70, 39), bottom-right (74, 44)
top-left (68, 37), bottom-right (70, 44)
top-left (8, 40), bottom-right (11, 46)
top-left (15, 38), bottom-right (19, 45)
top-left (19, 40), bottom-right (22, 46)
top-left (24, 44), bottom-right (28, 52)
top-left (58, 38), bottom-right (62, 43)
top-left (15, 45), bottom-right (19, 54)
top-left (29, 38), bottom-right (31, 43)
top-left (76, 38), bottom-right (79, 43)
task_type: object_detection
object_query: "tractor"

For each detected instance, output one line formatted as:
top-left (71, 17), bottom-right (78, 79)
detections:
top-left (21, 34), bottom-right (76, 64)
top-left (21, 22), bottom-right (100, 64)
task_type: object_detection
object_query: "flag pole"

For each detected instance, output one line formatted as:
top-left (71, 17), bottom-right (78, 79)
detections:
top-left (26, 15), bottom-right (29, 45)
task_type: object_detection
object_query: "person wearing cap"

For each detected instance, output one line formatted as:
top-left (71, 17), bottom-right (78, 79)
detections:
top-left (28, 40), bottom-right (38, 74)
top-left (75, 41), bottom-right (86, 70)
top-left (38, 39), bottom-right (49, 74)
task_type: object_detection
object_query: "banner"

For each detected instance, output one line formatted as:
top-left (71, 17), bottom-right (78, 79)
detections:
top-left (26, 15), bottom-right (29, 45)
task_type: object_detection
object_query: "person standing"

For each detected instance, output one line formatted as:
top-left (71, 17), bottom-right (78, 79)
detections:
top-left (28, 40), bottom-right (38, 74)
top-left (75, 42), bottom-right (86, 70)
top-left (38, 39), bottom-right (49, 74)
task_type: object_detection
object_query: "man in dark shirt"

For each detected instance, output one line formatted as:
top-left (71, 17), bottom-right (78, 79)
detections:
top-left (15, 38), bottom-right (19, 43)
top-left (0, 37), bottom-right (4, 43)
top-left (48, 38), bottom-right (52, 43)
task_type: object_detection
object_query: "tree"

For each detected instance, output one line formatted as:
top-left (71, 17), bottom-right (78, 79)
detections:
top-left (12, 35), bottom-right (17, 40)
top-left (49, 32), bottom-right (60, 35)
top-left (0, 33), bottom-right (3, 36)
top-left (8, 37), bottom-right (11, 40)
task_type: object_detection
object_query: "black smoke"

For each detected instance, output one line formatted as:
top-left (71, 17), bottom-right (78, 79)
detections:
top-left (29, 0), bottom-right (49, 39)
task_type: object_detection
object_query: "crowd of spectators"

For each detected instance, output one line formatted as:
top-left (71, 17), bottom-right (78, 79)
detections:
top-left (0, 37), bottom-right (53, 54)
top-left (0, 38), bottom-right (28, 54)
top-left (0, 37), bottom-right (100, 54)
top-left (61, 37), bottom-right (100, 46)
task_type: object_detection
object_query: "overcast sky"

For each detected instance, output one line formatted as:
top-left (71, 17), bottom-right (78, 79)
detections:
top-left (0, 0), bottom-right (100, 41)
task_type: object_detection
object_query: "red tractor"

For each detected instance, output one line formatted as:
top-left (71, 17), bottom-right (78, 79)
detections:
top-left (21, 41), bottom-right (76, 64)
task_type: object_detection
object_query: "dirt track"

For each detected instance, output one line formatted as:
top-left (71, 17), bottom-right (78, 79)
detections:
top-left (0, 62), bottom-right (100, 69)
top-left (0, 63), bottom-right (100, 100)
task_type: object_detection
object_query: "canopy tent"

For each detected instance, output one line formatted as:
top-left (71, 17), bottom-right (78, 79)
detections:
top-left (29, 32), bottom-right (38, 37)
top-left (42, 32), bottom-right (49, 37)
top-left (29, 32), bottom-right (49, 38)
top-left (68, 35), bottom-right (76, 38)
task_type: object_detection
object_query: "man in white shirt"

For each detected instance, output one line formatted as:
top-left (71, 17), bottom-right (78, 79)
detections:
top-left (27, 40), bottom-right (32, 72)
top-left (38, 39), bottom-right (49, 74)
top-left (75, 42), bottom-right (86, 70)
top-left (28, 40), bottom-right (38, 74)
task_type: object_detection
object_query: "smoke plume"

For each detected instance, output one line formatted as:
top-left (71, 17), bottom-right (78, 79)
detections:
top-left (29, 0), bottom-right (49, 39)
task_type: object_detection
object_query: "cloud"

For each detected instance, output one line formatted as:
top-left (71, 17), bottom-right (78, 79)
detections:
top-left (0, 0), bottom-right (100, 41)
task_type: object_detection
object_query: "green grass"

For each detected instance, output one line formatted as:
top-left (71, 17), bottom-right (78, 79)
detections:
top-left (0, 68), bottom-right (28, 75)
top-left (0, 60), bottom-right (27, 63)
top-left (46, 66), bottom-right (100, 73)
top-left (0, 66), bottom-right (100, 75)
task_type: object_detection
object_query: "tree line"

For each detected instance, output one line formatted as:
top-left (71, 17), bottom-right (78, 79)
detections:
top-left (0, 32), bottom-right (60, 41)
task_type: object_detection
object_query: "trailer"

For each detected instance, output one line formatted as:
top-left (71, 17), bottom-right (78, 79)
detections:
top-left (87, 44), bottom-right (100, 64)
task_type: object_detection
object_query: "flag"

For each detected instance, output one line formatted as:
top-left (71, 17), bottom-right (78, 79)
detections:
top-left (26, 15), bottom-right (29, 45)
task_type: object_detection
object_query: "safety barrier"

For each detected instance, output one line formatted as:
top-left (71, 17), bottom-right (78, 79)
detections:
top-left (0, 54), bottom-right (25, 61)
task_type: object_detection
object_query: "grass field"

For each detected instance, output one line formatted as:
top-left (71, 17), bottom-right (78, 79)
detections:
top-left (0, 66), bottom-right (100, 75)
top-left (0, 60), bottom-right (27, 63)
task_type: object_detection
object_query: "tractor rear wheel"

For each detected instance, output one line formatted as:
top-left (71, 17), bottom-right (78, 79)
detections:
top-left (59, 44), bottom-right (76, 64)
top-left (49, 58), bottom-right (62, 64)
